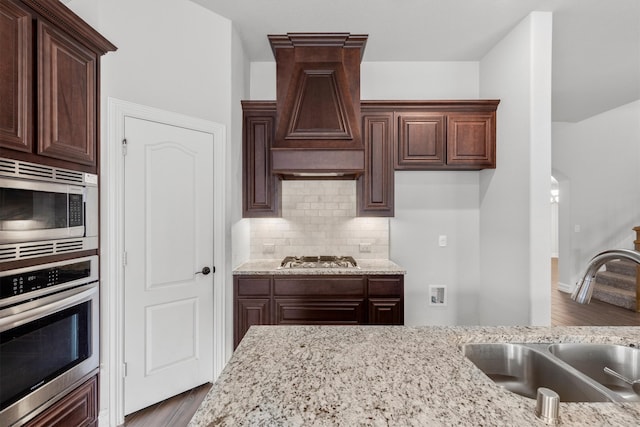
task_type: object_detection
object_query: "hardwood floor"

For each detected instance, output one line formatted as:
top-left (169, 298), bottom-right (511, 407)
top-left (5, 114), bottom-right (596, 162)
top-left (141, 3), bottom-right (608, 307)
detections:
top-left (552, 289), bottom-right (640, 326)
top-left (551, 257), bottom-right (640, 326)
top-left (123, 259), bottom-right (639, 426)
top-left (123, 383), bottom-right (211, 427)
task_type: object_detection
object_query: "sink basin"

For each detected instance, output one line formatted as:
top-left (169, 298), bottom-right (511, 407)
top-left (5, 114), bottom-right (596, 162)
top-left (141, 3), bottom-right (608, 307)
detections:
top-left (462, 343), bottom-right (619, 402)
top-left (548, 343), bottom-right (640, 402)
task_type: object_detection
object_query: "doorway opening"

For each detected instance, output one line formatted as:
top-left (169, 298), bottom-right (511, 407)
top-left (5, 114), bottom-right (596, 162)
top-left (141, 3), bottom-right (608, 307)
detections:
top-left (551, 176), bottom-right (559, 292)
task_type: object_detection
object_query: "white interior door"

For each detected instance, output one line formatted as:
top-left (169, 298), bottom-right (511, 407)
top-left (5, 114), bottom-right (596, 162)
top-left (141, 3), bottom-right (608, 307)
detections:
top-left (123, 116), bottom-right (214, 415)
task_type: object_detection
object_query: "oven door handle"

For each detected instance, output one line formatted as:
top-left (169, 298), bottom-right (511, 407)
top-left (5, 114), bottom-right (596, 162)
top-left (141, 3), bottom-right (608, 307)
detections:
top-left (0, 282), bottom-right (98, 332)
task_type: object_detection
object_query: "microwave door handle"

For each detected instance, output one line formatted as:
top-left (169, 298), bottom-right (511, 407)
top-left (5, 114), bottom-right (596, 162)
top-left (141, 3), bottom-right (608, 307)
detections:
top-left (0, 284), bottom-right (97, 332)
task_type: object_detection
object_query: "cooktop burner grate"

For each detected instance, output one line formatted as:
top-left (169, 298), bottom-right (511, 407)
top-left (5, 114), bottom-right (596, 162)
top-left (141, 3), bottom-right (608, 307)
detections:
top-left (279, 255), bottom-right (358, 269)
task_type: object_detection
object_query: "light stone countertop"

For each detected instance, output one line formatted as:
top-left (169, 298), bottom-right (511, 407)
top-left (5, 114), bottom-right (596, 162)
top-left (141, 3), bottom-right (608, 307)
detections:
top-left (189, 325), bottom-right (640, 426)
top-left (233, 259), bottom-right (406, 275)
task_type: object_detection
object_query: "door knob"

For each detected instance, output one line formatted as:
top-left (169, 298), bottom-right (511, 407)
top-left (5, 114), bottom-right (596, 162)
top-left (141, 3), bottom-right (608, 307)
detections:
top-left (196, 266), bottom-right (211, 275)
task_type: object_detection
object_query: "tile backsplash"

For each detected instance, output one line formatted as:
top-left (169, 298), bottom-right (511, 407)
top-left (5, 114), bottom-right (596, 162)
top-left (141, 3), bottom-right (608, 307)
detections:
top-left (250, 180), bottom-right (389, 259)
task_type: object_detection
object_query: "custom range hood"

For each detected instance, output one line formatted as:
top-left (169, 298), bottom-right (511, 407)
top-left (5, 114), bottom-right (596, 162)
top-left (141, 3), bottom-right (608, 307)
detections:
top-left (268, 33), bottom-right (368, 178)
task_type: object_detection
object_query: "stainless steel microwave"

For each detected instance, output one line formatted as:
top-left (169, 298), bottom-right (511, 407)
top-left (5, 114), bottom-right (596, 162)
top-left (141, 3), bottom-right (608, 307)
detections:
top-left (0, 158), bottom-right (98, 262)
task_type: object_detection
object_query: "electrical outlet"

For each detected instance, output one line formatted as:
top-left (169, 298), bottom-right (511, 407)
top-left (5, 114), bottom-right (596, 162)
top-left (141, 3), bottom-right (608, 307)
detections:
top-left (359, 243), bottom-right (372, 253)
top-left (438, 235), bottom-right (447, 247)
top-left (263, 243), bottom-right (275, 254)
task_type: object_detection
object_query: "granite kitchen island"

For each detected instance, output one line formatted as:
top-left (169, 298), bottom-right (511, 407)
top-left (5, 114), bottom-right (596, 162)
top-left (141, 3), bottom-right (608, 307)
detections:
top-left (189, 325), bottom-right (640, 426)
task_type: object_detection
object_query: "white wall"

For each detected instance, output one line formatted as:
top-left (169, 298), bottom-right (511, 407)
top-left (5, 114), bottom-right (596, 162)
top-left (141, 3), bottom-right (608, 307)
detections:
top-left (97, 0), bottom-right (232, 123)
top-left (361, 62), bottom-right (479, 100)
top-left (553, 100), bottom-right (640, 289)
top-left (392, 171), bottom-right (481, 325)
top-left (229, 24), bottom-right (250, 364)
top-left (250, 62), bottom-right (276, 99)
top-left (249, 62), bottom-right (479, 104)
top-left (478, 12), bottom-right (553, 325)
top-left (65, 0), bottom-right (236, 424)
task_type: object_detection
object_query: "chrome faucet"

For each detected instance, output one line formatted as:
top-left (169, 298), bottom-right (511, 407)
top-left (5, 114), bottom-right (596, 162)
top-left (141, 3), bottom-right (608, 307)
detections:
top-left (571, 249), bottom-right (640, 304)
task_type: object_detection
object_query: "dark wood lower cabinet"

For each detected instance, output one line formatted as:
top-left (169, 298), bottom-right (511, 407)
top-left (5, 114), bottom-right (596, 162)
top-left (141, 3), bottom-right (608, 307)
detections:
top-left (235, 298), bottom-right (270, 347)
top-left (25, 375), bottom-right (98, 427)
top-left (275, 299), bottom-right (366, 324)
top-left (234, 274), bottom-right (404, 348)
top-left (369, 299), bottom-right (403, 324)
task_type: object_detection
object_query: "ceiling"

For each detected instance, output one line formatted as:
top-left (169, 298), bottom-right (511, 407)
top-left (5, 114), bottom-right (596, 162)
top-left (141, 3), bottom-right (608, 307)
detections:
top-left (192, 0), bottom-right (639, 122)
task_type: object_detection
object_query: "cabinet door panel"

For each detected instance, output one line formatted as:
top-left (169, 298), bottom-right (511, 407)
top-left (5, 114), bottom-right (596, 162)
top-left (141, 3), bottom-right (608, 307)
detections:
top-left (235, 298), bottom-right (270, 348)
top-left (447, 112), bottom-right (495, 168)
top-left (275, 299), bottom-right (365, 324)
top-left (25, 375), bottom-right (97, 427)
top-left (395, 113), bottom-right (445, 169)
top-left (0, 1), bottom-right (32, 153)
top-left (368, 298), bottom-right (402, 324)
top-left (358, 113), bottom-right (394, 216)
top-left (38, 21), bottom-right (97, 166)
top-left (242, 102), bottom-right (281, 217)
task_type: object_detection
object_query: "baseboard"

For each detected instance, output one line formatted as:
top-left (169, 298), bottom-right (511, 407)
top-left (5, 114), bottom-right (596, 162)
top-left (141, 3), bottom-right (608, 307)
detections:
top-left (557, 282), bottom-right (574, 293)
top-left (98, 409), bottom-right (110, 426)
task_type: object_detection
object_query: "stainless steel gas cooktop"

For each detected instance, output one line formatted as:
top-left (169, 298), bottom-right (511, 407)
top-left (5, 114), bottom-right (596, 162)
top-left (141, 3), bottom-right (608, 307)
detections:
top-left (279, 256), bottom-right (358, 269)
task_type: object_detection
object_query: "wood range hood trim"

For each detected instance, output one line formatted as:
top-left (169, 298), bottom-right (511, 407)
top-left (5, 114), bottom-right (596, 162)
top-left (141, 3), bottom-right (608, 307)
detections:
top-left (269, 33), bottom-right (368, 178)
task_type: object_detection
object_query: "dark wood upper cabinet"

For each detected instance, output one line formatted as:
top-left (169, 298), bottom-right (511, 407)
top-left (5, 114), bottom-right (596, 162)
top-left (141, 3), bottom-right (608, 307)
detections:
top-left (268, 33), bottom-right (367, 176)
top-left (358, 111), bottom-right (394, 216)
top-left (242, 101), bottom-right (281, 217)
top-left (361, 100), bottom-right (499, 171)
top-left (38, 21), bottom-right (97, 166)
top-left (446, 112), bottom-right (496, 168)
top-left (0, 1), bottom-right (32, 153)
top-left (0, 0), bottom-right (116, 174)
top-left (241, 35), bottom-right (499, 217)
top-left (395, 113), bottom-right (446, 169)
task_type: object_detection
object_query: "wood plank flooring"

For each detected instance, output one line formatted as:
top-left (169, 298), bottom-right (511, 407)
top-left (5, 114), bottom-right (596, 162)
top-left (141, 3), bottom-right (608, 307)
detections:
top-left (552, 289), bottom-right (640, 326)
top-left (123, 383), bottom-right (211, 427)
top-left (551, 258), bottom-right (640, 326)
top-left (123, 258), bottom-right (640, 426)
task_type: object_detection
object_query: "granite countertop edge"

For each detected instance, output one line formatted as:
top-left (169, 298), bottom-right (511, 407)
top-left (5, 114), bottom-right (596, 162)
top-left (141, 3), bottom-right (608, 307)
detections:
top-left (233, 258), bottom-right (406, 275)
top-left (189, 325), bottom-right (640, 426)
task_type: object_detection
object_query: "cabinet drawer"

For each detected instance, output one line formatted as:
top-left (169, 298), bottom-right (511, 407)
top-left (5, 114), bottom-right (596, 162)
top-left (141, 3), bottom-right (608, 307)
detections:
top-left (235, 277), bottom-right (271, 296)
top-left (275, 299), bottom-right (365, 324)
top-left (25, 375), bottom-right (97, 427)
top-left (368, 276), bottom-right (403, 296)
top-left (274, 277), bottom-right (365, 296)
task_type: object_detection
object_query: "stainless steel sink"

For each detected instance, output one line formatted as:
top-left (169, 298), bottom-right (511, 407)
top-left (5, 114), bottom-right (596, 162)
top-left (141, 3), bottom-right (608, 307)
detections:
top-left (462, 343), bottom-right (621, 402)
top-left (548, 343), bottom-right (640, 402)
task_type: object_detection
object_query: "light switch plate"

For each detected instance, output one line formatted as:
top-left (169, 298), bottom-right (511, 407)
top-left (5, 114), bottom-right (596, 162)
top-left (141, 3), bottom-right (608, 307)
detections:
top-left (438, 235), bottom-right (447, 247)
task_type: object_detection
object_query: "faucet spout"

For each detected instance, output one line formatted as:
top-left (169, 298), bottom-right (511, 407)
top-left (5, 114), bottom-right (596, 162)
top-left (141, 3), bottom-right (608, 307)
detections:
top-left (572, 249), bottom-right (640, 304)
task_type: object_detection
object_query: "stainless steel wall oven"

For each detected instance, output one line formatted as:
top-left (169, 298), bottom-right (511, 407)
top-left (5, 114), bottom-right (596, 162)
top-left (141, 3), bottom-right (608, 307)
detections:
top-left (0, 255), bottom-right (99, 426)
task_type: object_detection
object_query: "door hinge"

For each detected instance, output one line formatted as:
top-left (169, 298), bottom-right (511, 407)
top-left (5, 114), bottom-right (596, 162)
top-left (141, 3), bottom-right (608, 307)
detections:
top-left (123, 362), bottom-right (128, 377)
top-left (122, 138), bottom-right (128, 156)
top-left (123, 251), bottom-right (128, 267)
